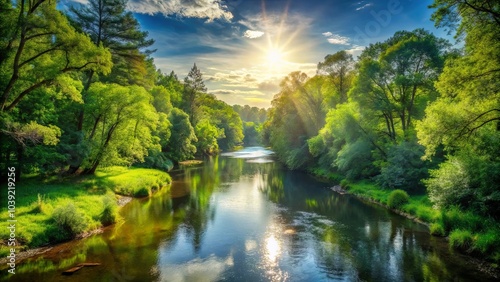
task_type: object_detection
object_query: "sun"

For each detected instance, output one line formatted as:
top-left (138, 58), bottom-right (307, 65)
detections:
top-left (266, 47), bottom-right (285, 66)
top-left (267, 48), bottom-right (283, 63)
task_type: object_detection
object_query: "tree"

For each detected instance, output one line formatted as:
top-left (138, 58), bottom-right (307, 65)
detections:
top-left (82, 83), bottom-right (158, 174)
top-left (69, 0), bottom-right (154, 87)
top-left (416, 0), bottom-right (500, 217)
top-left (264, 72), bottom-right (331, 169)
top-left (165, 108), bottom-right (197, 161)
top-left (0, 0), bottom-right (111, 112)
top-left (65, 0), bottom-right (154, 173)
top-left (351, 29), bottom-right (450, 142)
top-left (197, 94), bottom-right (243, 151)
top-left (183, 63), bottom-right (207, 124)
top-left (0, 0), bottom-right (111, 177)
top-left (317, 50), bottom-right (355, 104)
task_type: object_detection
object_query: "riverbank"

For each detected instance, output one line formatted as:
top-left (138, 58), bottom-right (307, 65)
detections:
top-left (329, 179), bottom-right (500, 273)
top-left (0, 166), bottom-right (171, 259)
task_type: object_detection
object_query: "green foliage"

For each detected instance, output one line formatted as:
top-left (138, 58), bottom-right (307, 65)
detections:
top-left (182, 63), bottom-right (207, 124)
top-left (449, 229), bottom-right (474, 253)
top-left (387, 189), bottom-right (410, 209)
top-left (264, 72), bottom-right (331, 170)
top-left (336, 138), bottom-right (374, 180)
top-left (100, 195), bottom-right (118, 226)
top-left (0, 167), bottom-right (171, 248)
top-left (243, 122), bottom-right (261, 146)
top-left (81, 83), bottom-right (159, 173)
top-left (376, 141), bottom-right (429, 192)
top-left (97, 166), bottom-right (171, 197)
top-left (233, 105), bottom-right (267, 123)
top-left (195, 118), bottom-right (221, 155)
top-left (165, 108), bottom-right (197, 161)
top-left (197, 94), bottom-right (243, 151)
top-left (52, 202), bottom-right (89, 237)
top-left (430, 222), bottom-right (445, 236)
top-left (317, 50), bottom-right (354, 104)
top-left (474, 229), bottom-right (500, 254)
top-left (441, 206), bottom-right (483, 233)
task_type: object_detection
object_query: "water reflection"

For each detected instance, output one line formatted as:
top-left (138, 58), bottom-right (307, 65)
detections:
top-left (4, 147), bottom-right (496, 281)
top-left (157, 254), bottom-right (234, 282)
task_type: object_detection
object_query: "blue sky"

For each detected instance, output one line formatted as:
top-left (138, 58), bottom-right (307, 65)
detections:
top-left (65, 0), bottom-right (453, 108)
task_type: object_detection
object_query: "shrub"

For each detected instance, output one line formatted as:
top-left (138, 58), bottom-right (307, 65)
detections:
top-left (52, 203), bottom-right (88, 237)
top-left (442, 206), bottom-right (483, 233)
top-left (376, 141), bottom-right (429, 193)
top-left (31, 193), bottom-right (46, 214)
top-left (474, 229), bottom-right (500, 254)
top-left (134, 187), bottom-right (150, 197)
top-left (340, 179), bottom-right (351, 189)
top-left (100, 196), bottom-right (118, 226)
top-left (430, 222), bottom-right (445, 236)
top-left (387, 189), bottom-right (410, 209)
top-left (449, 229), bottom-right (474, 253)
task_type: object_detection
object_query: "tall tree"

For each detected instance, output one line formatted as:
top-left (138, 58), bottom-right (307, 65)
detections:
top-left (351, 29), bottom-right (450, 142)
top-left (0, 0), bottom-right (111, 177)
top-left (317, 51), bottom-right (355, 104)
top-left (183, 63), bottom-right (207, 124)
top-left (69, 0), bottom-right (154, 87)
top-left (67, 0), bottom-right (154, 173)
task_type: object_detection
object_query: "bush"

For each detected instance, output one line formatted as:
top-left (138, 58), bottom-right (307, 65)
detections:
top-left (340, 179), bottom-right (351, 189)
top-left (376, 141), bottom-right (429, 193)
top-left (442, 206), bottom-right (483, 233)
top-left (387, 189), bottom-right (410, 209)
top-left (474, 229), bottom-right (500, 254)
top-left (52, 203), bottom-right (88, 237)
top-left (449, 229), bottom-right (474, 253)
top-left (134, 187), bottom-right (150, 197)
top-left (430, 222), bottom-right (445, 236)
top-left (100, 196), bottom-right (118, 226)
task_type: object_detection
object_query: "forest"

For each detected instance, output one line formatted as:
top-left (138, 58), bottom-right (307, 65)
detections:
top-left (1, 0), bottom-right (499, 270)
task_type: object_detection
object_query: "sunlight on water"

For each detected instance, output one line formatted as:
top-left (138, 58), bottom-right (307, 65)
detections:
top-left (265, 235), bottom-right (281, 263)
top-left (156, 254), bottom-right (234, 282)
top-left (221, 147), bottom-right (274, 163)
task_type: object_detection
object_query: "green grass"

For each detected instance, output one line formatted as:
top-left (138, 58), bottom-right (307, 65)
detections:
top-left (345, 180), bottom-right (500, 265)
top-left (0, 166), bottom-right (171, 255)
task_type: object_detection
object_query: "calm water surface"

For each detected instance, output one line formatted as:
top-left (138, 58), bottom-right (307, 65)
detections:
top-left (3, 147), bottom-right (493, 281)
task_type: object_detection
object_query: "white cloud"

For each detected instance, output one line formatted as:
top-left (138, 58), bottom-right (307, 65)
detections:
top-left (244, 30), bottom-right (265, 39)
top-left (127, 0), bottom-right (233, 22)
top-left (322, 32), bottom-right (333, 37)
top-left (345, 45), bottom-right (365, 57)
top-left (326, 35), bottom-right (350, 45)
top-left (356, 3), bottom-right (373, 11)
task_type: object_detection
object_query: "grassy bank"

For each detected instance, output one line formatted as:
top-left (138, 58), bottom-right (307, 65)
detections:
top-left (0, 166), bottom-right (171, 256)
top-left (343, 180), bottom-right (500, 267)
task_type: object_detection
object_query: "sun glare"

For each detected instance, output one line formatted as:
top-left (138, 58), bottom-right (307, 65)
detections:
top-left (266, 48), bottom-right (284, 65)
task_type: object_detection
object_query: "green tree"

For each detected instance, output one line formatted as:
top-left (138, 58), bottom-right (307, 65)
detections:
top-left (317, 50), bottom-right (354, 104)
top-left (69, 0), bottom-right (154, 87)
top-left (417, 0), bottom-right (500, 217)
top-left (264, 72), bottom-right (331, 169)
top-left (198, 94), bottom-right (243, 151)
top-left (66, 0), bottom-right (154, 173)
top-left (0, 0), bottom-right (111, 177)
top-left (182, 63), bottom-right (207, 124)
top-left (351, 29), bottom-right (449, 142)
top-left (165, 108), bottom-right (197, 161)
top-left (82, 83), bottom-right (158, 174)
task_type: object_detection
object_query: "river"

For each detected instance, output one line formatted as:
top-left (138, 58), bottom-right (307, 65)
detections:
top-left (4, 147), bottom-right (493, 281)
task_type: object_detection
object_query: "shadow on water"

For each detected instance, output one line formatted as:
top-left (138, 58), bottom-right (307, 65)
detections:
top-left (4, 147), bottom-right (495, 281)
